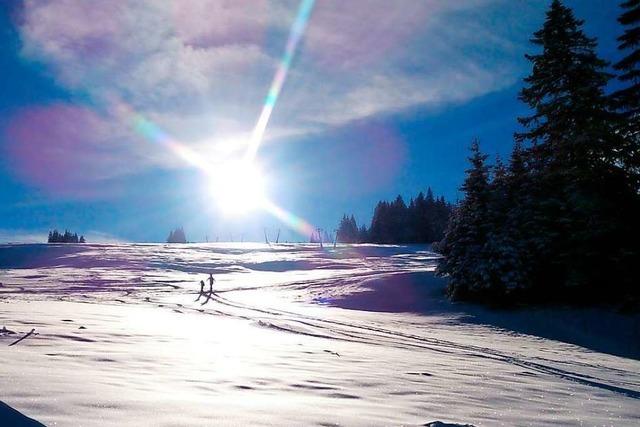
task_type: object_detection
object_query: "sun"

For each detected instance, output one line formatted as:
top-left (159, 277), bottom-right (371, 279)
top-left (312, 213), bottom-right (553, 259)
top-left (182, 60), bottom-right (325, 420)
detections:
top-left (209, 160), bottom-right (267, 214)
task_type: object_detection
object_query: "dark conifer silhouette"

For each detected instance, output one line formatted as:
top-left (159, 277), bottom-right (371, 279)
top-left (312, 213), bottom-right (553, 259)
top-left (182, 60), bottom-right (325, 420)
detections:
top-left (515, 0), bottom-right (638, 301)
top-left (338, 189), bottom-right (452, 245)
top-left (166, 227), bottom-right (187, 243)
top-left (614, 0), bottom-right (640, 117)
top-left (358, 224), bottom-right (368, 243)
top-left (47, 229), bottom-right (85, 243)
top-left (438, 0), bottom-right (640, 305)
top-left (438, 140), bottom-right (491, 300)
top-left (336, 214), bottom-right (359, 243)
top-left (613, 0), bottom-right (640, 189)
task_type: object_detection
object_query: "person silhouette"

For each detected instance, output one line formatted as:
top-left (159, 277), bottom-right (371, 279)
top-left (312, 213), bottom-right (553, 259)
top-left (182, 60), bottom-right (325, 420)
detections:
top-left (196, 280), bottom-right (205, 301)
top-left (208, 274), bottom-right (215, 294)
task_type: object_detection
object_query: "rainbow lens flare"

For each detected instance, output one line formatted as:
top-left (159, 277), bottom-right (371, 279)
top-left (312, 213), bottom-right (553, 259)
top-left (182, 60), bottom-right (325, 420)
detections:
top-left (245, 0), bottom-right (315, 161)
top-left (110, 0), bottom-right (319, 239)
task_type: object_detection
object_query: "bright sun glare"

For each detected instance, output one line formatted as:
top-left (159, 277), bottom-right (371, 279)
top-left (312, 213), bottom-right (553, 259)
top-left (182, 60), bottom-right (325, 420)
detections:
top-left (210, 160), bottom-right (266, 215)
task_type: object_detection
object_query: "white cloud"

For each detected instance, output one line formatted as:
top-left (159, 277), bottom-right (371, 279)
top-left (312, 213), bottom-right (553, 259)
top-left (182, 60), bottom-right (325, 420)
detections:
top-left (295, 62), bottom-right (516, 126)
top-left (14, 0), bottom-right (530, 177)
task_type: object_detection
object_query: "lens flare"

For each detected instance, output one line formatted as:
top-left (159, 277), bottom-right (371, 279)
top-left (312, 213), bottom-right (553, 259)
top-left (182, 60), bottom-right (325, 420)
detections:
top-left (110, 99), bottom-right (211, 173)
top-left (106, 0), bottom-right (319, 238)
top-left (262, 198), bottom-right (316, 238)
top-left (245, 0), bottom-right (315, 161)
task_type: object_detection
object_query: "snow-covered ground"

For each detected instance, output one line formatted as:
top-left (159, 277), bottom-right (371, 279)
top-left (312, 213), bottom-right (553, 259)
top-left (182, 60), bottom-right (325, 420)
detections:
top-left (0, 243), bottom-right (638, 426)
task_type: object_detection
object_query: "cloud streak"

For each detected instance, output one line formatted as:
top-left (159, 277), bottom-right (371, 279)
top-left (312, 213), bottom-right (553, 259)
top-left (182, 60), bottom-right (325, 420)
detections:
top-left (8, 0), bottom-right (533, 190)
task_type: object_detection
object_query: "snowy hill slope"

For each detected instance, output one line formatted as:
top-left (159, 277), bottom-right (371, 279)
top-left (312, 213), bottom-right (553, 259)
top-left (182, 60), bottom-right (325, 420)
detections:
top-left (0, 243), bottom-right (638, 426)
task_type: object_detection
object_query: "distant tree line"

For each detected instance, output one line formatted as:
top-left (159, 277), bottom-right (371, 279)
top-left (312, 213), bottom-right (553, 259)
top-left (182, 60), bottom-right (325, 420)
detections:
top-left (336, 188), bottom-right (453, 244)
top-left (166, 227), bottom-right (187, 243)
top-left (309, 229), bottom-right (332, 244)
top-left (437, 0), bottom-right (640, 306)
top-left (48, 229), bottom-right (85, 243)
top-left (335, 215), bottom-right (365, 244)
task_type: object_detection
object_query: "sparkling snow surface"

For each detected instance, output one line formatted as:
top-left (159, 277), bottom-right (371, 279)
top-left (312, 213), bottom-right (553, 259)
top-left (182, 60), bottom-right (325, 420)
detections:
top-left (0, 243), bottom-right (638, 426)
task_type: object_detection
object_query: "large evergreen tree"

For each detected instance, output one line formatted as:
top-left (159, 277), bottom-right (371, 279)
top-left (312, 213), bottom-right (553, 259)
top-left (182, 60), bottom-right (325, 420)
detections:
top-left (515, 0), bottom-right (640, 301)
top-left (480, 156), bottom-right (513, 296)
top-left (502, 142), bottom-right (535, 293)
top-left (438, 0), bottom-right (640, 304)
top-left (613, 0), bottom-right (640, 189)
top-left (614, 0), bottom-right (640, 120)
top-left (516, 0), bottom-right (617, 169)
top-left (438, 140), bottom-right (491, 300)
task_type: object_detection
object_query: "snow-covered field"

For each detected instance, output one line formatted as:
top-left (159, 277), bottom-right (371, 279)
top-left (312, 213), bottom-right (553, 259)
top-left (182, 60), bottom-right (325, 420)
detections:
top-left (0, 243), bottom-right (638, 426)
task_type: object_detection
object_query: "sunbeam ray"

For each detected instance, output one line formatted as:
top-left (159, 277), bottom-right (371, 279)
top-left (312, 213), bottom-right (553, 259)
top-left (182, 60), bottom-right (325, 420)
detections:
top-left (245, 0), bottom-right (315, 162)
top-left (262, 198), bottom-right (316, 239)
top-left (103, 0), bottom-right (319, 238)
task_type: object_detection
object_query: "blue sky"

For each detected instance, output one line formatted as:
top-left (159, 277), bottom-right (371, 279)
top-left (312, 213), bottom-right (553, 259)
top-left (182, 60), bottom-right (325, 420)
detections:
top-left (0, 0), bottom-right (625, 243)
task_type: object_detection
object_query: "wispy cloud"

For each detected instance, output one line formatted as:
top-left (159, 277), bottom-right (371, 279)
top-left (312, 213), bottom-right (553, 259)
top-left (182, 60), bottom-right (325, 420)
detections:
top-left (7, 0), bottom-right (535, 191)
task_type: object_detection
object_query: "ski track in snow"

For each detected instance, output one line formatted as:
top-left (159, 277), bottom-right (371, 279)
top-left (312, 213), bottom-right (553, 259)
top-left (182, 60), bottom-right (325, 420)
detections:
top-left (207, 292), bottom-right (640, 400)
top-left (0, 243), bottom-right (639, 426)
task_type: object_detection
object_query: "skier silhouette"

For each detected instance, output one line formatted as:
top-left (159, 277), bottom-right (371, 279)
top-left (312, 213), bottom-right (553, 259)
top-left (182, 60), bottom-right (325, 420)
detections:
top-left (196, 280), bottom-right (205, 301)
top-left (208, 274), bottom-right (215, 294)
